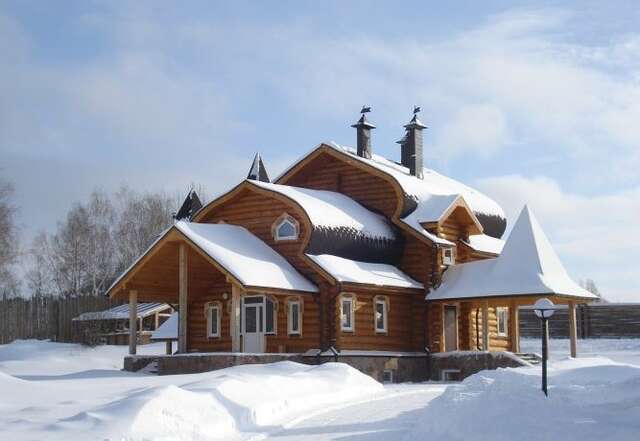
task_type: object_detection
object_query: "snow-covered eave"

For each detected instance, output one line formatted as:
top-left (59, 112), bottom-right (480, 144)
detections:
top-left (306, 253), bottom-right (424, 290)
top-left (73, 304), bottom-right (170, 321)
top-left (427, 290), bottom-right (599, 302)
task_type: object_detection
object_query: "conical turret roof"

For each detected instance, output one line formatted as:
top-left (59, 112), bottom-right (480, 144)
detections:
top-left (428, 205), bottom-right (597, 300)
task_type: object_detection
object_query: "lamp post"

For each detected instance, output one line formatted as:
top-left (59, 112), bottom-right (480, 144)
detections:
top-left (533, 298), bottom-right (555, 397)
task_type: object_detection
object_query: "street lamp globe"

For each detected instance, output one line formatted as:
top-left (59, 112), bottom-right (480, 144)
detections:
top-left (534, 298), bottom-right (555, 319)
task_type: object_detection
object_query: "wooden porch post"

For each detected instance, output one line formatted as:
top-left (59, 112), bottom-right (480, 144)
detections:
top-left (509, 300), bottom-right (520, 353)
top-left (128, 289), bottom-right (138, 355)
top-left (568, 301), bottom-right (577, 358)
top-left (230, 284), bottom-right (241, 352)
top-left (178, 243), bottom-right (188, 353)
top-left (482, 300), bottom-right (489, 351)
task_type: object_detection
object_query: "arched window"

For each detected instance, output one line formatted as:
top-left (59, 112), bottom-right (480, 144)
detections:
top-left (273, 213), bottom-right (299, 241)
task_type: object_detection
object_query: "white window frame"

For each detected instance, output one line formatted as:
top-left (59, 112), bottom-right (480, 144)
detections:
top-left (442, 247), bottom-right (455, 266)
top-left (273, 213), bottom-right (299, 241)
top-left (288, 300), bottom-right (301, 335)
top-left (374, 297), bottom-right (388, 334)
top-left (265, 296), bottom-right (277, 335)
top-left (496, 307), bottom-right (509, 337)
top-left (207, 303), bottom-right (221, 338)
top-left (341, 295), bottom-right (355, 332)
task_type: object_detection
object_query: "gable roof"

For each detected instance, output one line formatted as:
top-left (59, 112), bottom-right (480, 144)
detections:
top-left (248, 180), bottom-right (396, 241)
top-left (276, 142), bottom-right (505, 244)
top-left (175, 222), bottom-right (318, 293)
top-left (428, 206), bottom-right (597, 301)
top-left (73, 303), bottom-right (170, 321)
top-left (107, 221), bottom-right (318, 297)
top-left (306, 254), bottom-right (423, 290)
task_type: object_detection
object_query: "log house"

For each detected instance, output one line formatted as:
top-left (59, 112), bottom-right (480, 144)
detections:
top-left (107, 109), bottom-right (596, 363)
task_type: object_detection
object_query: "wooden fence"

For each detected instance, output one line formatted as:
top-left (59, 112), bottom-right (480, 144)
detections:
top-left (519, 303), bottom-right (640, 338)
top-left (0, 295), bottom-right (123, 344)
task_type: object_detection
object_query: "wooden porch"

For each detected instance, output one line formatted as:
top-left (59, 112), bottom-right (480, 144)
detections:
top-left (430, 295), bottom-right (586, 357)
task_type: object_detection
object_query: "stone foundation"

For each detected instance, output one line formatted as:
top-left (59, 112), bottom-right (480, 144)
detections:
top-left (428, 351), bottom-right (528, 381)
top-left (124, 350), bottom-right (526, 382)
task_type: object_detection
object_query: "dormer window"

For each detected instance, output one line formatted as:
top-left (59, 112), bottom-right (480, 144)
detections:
top-left (273, 213), bottom-right (299, 241)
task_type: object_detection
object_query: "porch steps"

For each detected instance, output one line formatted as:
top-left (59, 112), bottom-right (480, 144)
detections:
top-left (516, 352), bottom-right (542, 365)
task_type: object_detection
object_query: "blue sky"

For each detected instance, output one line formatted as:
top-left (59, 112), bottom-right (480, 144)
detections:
top-left (1, 1), bottom-right (639, 301)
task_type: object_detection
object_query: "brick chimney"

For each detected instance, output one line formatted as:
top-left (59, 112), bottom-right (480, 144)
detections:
top-left (403, 107), bottom-right (427, 178)
top-left (351, 106), bottom-right (375, 159)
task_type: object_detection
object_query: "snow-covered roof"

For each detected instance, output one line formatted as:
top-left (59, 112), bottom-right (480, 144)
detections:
top-left (428, 206), bottom-right (598, 301)
top-left (176, 222), bottom-right (317, 293)
top-left (307, 254), bottom-right (423, 289)
top-left (151, 312), bottom-right (178, 340)
top-left (249, 181), bottom-right (396, 240)
top-left (108, 221), bottom-right (318, 296)
top-left (73, 303), bottom-right (170, 321)
top-left (276, 142), bottom-right (506, 243)
top-left (462, 234), bottom-right (505, 255)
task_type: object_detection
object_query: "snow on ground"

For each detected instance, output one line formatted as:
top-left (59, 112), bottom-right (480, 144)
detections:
top-left (2, 338), bottom-right (640, 441)
top-left (521, 337), bottom-right (640, 366)
top-left (0, 340), bottom-right (382, 441)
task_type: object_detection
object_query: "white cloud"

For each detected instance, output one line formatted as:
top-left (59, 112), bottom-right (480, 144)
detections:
top-left (476, 174), bottom-right (640, 302)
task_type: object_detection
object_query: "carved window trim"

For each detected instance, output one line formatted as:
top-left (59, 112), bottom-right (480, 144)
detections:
top-left (340, 293), bottom-right (356, 333)
top-left (273, 213), bottom-right (299, 241)
top-left (287, 296), bottom-right (303, 336)
top-left (374, 295), bottom-right (389, 334)
top-left (205, 301), bottom-right (222, 338)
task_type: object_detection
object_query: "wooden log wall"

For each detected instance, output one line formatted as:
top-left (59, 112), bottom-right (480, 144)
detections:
top-left (282, 151), bottom-right (399, 218)
top-left (519, 304), bottom-right (640, 339)
top-left (186, 248), bottom-right (233, 352)
top-left (198, 188), bottom-right (320, 282)
top-left (336, 291), bottom-right (419, 352)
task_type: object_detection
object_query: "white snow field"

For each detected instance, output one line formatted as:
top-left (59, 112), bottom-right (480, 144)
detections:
top-left (2, 339), bottom-right (640, 441)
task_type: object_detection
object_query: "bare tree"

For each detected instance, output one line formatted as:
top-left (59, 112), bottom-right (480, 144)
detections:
top-left (580, 278), bottom-right (605, 303)
top-left (114, 186), bottom-right (175, 271)
top-left (24, 232), bottom-right (55, 297)
top-left (0, 176), bottom-right (19, 297)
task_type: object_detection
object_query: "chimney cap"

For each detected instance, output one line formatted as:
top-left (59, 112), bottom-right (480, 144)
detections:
top-left (351, 105), bottom-right (376, 129)
top-left (404, 107), bottom-right (427, 129)
top-left (404, 113), bottom-right (427, 130)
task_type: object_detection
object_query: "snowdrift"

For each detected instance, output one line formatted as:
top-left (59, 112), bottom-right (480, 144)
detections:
top-left (51, 361), bottom-right (383, 440)
top-left (407, 357), bottom-right (640, 441)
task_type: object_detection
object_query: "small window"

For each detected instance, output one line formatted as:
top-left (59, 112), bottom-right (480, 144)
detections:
top-left (441, 369), bottom-right (462, 381)
top-left (266, 296), bottom-right (277, 335)
top-left (442, 247), bottom-right (455, 265)
top-left (341, 296), bottom-right (354, 332)
top-left (207, 304), bottom-right (221, 338)
top-left (497, 307), bottom-right (509, 337)
top-left (375, 297), bottom-right (388, 333)
top-left (274, 214), bottom-right (299, 241)
top-left (288, 300), bottom-right (301, 335)
top-left (382, 369), bottom-right (394, 384)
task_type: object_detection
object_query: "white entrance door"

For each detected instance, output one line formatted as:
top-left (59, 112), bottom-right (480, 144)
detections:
top-left (242, 296), bottom-right (265, 353)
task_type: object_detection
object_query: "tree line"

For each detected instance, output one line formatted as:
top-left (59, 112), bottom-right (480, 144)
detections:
top-left (0, 173), bottom-right (195, 300)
